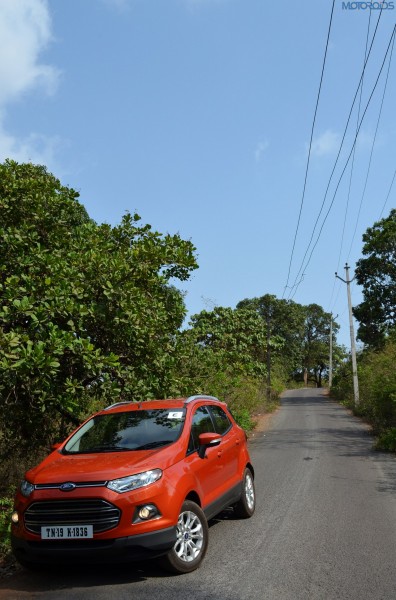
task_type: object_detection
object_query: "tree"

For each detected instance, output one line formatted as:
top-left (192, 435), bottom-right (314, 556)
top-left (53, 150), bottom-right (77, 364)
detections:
top-left (174, 306), bottom-right (278, 428)
top-left (237, 295), bottom-right (306, 375)
top-left (300, 304), bottom-right (339, 387)
top-left (237, 295), bottom-right (342, 387)
top-left (353, 209), bottom-right (396, 347)
top-left (186, 306), bottom-right (270, 379)
top-left (0, 160), bottom-right (198, 454)
top-left (332, 339), bottom-right (396, 439)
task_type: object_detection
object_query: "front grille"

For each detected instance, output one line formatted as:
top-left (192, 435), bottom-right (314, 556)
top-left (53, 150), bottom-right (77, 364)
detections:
top-left (24, 499), bottom-right (121, 535)
top-left (35, 481), bottom-right (107, 490)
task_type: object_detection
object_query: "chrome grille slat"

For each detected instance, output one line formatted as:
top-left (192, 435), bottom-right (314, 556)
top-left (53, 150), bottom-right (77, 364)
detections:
top-left (35, 481), bottom-right (107, 490)
top-left (24, 500), bottom-right (121, 535)
top-left (26, 506), bottom-right (117, 515)
top-left (26, 514), bottom-right (119, 523)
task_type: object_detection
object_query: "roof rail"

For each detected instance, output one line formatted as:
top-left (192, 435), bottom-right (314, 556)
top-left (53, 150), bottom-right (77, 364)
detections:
top-left (103, 401), bottom-right (133, 411)
top-left (184, 395), bottom-right (220, 404)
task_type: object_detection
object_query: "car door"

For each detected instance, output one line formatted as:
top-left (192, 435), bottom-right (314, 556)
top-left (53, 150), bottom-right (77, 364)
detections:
top-left (185, 405), bottom-right (225, 508)
top-left (208, 405), bottom-right (241, 491)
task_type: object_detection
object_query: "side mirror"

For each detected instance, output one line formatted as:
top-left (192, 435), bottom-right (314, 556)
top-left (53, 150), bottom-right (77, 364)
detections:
top-left (198, 432), bottom-right (221, 459)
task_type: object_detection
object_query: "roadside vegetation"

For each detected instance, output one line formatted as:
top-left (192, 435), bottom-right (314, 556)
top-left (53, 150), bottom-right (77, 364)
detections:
top-left (331, 210), bottom-right (396, 451)
top-left (332, 339), bottom-right (396, 451)
top-left (0, 159), bottom-right (360, 564)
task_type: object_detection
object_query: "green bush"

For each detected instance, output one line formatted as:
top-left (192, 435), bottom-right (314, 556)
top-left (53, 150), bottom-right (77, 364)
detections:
top-left (331, 359), bottom-right (355, 408)
top-left (231, 407), bottom-right (256, 432)
top-left (332, 341), bottom-right (396, 450)
top-left (375, 428), bottom-right (396, 452)
top-left (0, 161), bottom-right (198, 459)
top-left (358, 343), bottom-right (396, 431)
top-left (0, 494), bottom-right (14, 559)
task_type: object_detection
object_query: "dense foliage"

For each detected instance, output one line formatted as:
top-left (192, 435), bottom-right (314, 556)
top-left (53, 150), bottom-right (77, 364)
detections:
top-left (331, 339), bottom-right (396, 449)
top-left (186, 306), bottom-right (273, 379)
top-left (354, 209), bottom-right (396, 347)
top-left (0, 160), bottom-right (197, 457)
top-left (333, 210), bottom-right (396, 450)
top-left (174, 306), bottom-right (282, 429)
top-left (237, 295), bottom-right (343, 387)
top-left (237, 295), bottom-right (304, 377)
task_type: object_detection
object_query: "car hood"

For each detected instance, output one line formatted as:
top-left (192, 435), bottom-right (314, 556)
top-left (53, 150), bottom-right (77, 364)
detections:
top-left (27, 446), bottom-right (180, 484)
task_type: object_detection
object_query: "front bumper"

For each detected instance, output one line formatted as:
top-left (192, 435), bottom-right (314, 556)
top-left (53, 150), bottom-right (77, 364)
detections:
top-left (11, 526), bottom-right (177, 565)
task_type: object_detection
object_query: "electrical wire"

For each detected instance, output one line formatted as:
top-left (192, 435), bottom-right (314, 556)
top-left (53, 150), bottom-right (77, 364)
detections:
top-left (347, 27), bottom-right (395, 258)
top-left (330, 19), bottom-right (394, 316)
top-left (289, 24), bottom-right (396, 300)
top-left (337, 10), bottom-right (372, 272)
top-left (286, 8), bottom-right (385, 299)
top-left (379, 168), bottom-right (396, 218)
top-left (282, 0), bottom-right (336, 298)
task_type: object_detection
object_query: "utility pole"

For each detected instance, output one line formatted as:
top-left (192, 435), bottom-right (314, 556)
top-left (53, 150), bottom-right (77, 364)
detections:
top-left (335, 263), bottom-right (359, 406)
top-left (266, 312), bottom-right (271, 402)
top-left (328, 313), bottom-right (338, 389)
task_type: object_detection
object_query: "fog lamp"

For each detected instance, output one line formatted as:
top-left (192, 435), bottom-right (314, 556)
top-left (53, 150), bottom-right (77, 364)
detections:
top-left (138, 504), bottom-right (158, 520)
top-left (11, 511), bottom-right (19, 524)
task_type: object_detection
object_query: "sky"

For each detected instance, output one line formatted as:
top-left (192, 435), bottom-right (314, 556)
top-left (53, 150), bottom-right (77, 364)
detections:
top-left (0, 0), bottom-right (395, 349)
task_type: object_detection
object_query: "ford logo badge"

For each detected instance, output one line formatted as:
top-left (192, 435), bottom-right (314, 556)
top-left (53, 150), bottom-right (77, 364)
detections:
top-left (60, 482), bottom-right (76, 492)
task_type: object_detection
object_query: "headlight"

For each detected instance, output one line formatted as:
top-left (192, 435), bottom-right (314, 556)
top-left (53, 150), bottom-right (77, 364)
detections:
top-left (107, 469), bottom-right (162, 494)
top-left (20, 480), bottom-right (34, 498)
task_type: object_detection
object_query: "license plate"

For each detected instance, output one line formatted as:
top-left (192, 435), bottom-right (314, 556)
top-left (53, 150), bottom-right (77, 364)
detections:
top-left (41, 525), bottom-right (93, 539)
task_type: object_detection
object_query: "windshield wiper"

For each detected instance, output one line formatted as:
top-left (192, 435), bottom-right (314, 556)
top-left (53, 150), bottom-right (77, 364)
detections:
top-left (134, 440), bottom-right (172, 450)
top-left (73, 445), bottom-right (132, 454)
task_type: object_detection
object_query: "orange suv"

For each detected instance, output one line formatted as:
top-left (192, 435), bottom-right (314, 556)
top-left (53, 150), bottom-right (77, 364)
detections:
top-left (11, 395), bottom-right (255, 573)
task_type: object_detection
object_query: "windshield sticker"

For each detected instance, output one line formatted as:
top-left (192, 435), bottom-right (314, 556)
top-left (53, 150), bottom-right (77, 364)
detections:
top-left (168, 411), bottom-right (183, 419)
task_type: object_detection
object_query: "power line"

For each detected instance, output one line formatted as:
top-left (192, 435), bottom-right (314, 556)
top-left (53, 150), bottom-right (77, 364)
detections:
top-left (290, 25), bottom-right (396, 299)
top-left (288, 23), bottom-right (395, 301)
top-left (282, 0), bottom-right (336, 298)
top-left (379, 167), bottom-right (396, 218)
top-left (337, 10), bottom-right (372, 272)
top-left (347, 25), bottom-right (395, 259)
top-left (286, 8), bottom-right (385, 299)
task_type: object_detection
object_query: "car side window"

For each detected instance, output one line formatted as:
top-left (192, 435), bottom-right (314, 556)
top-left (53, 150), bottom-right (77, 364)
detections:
top-left (209, 405), bottom-right (232, 435)
top-left (187, 406), bottom-right (215, 453)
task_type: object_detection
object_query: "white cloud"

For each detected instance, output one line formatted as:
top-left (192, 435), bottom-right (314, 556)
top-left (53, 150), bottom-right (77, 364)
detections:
top-left (0, 126), bottom-right (62, 166)
top-left (0, 0), bottom-right (60, 163)
top-left (310, 129), bottom-right (340, 157)
top-left (255, 140), bottom-right (269, 163)
top-left (356, 129), bottom-right (375, 150)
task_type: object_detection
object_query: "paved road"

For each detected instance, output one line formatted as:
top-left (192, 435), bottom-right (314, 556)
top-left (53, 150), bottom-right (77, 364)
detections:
top-left (2, 388), bottom-right (396, 599)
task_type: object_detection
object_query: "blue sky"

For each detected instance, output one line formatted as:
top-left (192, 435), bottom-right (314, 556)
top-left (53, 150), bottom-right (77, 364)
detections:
top-left (0, 0), bottom-right (395, 348)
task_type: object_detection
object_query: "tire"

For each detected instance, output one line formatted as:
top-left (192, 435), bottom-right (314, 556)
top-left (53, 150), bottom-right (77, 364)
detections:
top-left (233, 468), bottom-right (255, 518)
top-left (160, 500), bottom-right (209, 574)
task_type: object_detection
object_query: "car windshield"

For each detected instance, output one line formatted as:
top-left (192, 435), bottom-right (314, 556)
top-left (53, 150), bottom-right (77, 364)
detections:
top-left (63, 408), bottom-right (186, 454)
